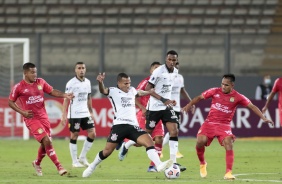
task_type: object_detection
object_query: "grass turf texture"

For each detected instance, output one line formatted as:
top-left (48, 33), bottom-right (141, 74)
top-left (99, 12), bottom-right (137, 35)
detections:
top-left (0, 138), bottom-right (281, 184)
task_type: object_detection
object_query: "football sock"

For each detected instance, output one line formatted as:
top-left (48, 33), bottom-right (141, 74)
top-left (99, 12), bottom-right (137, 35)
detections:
top-left (35, 145), bottom-right (46, 165)
top-left (149, 143), bottom-right (162, 166)
top-left (90, 151), bottom-right (105, 170)
top-left (196, 146), bottom-right (206, 165)
top-left (163, 132), bottom-right (170, 146)
top-left (226, 150), bottom-right (234, 173)
top-left (69, 139), bottom-right (78, 163)
top-left (124, 140), bottom-right (136, 149)
top-left (146, 146), bottom-right (161, 167)
top-left (79, 137), bottom-right (94, 160)
top-left (169, 137), bottom-right (178, 163)
top-left (45, 144), bottom-right (61, 168)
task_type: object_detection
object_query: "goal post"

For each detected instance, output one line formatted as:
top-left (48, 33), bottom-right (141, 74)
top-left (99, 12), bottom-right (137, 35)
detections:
top-left (0, 38), bottom-right (30, 140)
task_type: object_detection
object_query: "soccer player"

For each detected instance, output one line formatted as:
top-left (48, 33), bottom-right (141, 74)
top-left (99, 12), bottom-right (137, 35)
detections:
top-left (162, 61), bottom-right (195, 160)
top-left (182, 74), bottom-right (274, 180)
top-left (8, 62), bottom-right (74, 176)
top-left (145, 50), bottom-right (185, 169)
top-left (118, 61), bottom-right (165, 172)
top-left (262, 77), bottom-right (282, 127)
top-left (82, 72), bottom-right (173, 178)
top-left (61, 62), bottom-right (95, 167)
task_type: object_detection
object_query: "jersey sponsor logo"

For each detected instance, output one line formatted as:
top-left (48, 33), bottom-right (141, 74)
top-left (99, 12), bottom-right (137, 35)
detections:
top-left (149, 120), bottom-right (156, 128)
top-left (37, 128), bottom-right (44, 134)
top-left (160, 84), bottom-right (171, 94)
top-left (74, 122), bottom-right (80, 130)
top-left (230, 97), bottom-right (235, 102)
top-left (111, 133), bottom-right (118, 141)
top-left (75, 110), bottom-right (89, 114)
top-left (121, 97), bottom-right (134, 108)
top-left (78, 92), bottom-right (87, 102)
top-left (117, 118), bottom-right (133, 122)
top-left (26, 95), bottom-right (44, 104)
top-left (37, 85), bottom-right (42, 90)
top-left (211, 103), bottom-right (232, 114)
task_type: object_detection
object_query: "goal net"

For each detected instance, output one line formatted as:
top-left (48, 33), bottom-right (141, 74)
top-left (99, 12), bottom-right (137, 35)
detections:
top-left (0, 38), bottom-right (30, 140)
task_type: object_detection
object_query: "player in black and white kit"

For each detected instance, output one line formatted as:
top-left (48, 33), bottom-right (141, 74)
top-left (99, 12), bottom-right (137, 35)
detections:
top-left (145, 50), bottom-right (186, 171)
top-left (82, 72), bottom-right (173, 178)
top-left (61, 62), bottom-right (96, 168)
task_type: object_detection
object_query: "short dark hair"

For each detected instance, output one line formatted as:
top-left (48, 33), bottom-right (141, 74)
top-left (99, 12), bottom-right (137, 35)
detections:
top-left (75, 61), bottom-right (84, 66)
top-left (117, 73), bottom-right (129, 81)
top-left (23, 62), bottom-right (36, 71)
top-left (150, 61), bottom-right (161, 67)
top-left (223, 74), bottom-right (235, 82)
top-left (166, 50), bottom-right (178, 57)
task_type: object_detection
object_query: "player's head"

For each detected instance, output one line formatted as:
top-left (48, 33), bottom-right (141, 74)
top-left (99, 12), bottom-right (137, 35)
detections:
top-left (117, 73), bottom-right (131, 93)
top-left (23, 62), bottom-right (37, 83)
top-left (165, 50), bottom-right (178, 72)
top-left (221, 74), bottom-right (235, 94)
top-left (150, 61), bottom-right (161, 74)
top-left (75, 61), bottom-right (86, 79)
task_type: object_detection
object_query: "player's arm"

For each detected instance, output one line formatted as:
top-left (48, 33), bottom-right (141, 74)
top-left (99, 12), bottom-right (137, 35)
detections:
top-left (8, 99), bottom-right (33, 118)
top-left (247, 102), bottom-right (274, 126)
top-left (49, 89), bottom-right (74, 100)
top-left (96, 72), bottom-right (109, 95)
top-left (180, 87), bottom-right (196, 114)
top-left (60, 97), bottom-right (70, 126)
top-left (135, 98), bottom-right (146, 115)
top-left (262, 91), bottom-right (276, 113)
top-left (182, 94), bottom-right (204, 113)
top-left (87, 93), bottom-right (95, 120)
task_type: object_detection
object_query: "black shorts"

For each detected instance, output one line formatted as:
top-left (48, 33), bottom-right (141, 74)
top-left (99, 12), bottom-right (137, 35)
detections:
top-left (146, 109), bottom-right (179, 130)
top-left (107, 124), bottom-right (147, 143)
top-left (68, 117), bottom-right (94, 132)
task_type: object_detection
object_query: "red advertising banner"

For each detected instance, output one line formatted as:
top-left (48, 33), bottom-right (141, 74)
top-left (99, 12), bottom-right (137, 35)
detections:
top-left (0, 97), bottom-right (281, 138)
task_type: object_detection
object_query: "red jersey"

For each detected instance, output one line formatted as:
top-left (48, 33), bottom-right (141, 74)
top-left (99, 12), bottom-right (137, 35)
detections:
top-left (272, 77), bottom-right (282, 110)
top-left (9, 78), bottom-right (53, 121)
top-left (202, 87), bottom-right (250, 125)
top-left (136, 76), bottom-right (150, 109)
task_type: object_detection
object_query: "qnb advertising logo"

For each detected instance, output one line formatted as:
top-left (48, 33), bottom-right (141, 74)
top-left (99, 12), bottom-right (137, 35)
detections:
top-left (121, 97), bottom-right (134, 108)
top-left (45, 99), bottom-right (64, 135)
top-left (78, 92), bottom-right (87, 102)
top-left (161, 84), bottom-right (171, 94)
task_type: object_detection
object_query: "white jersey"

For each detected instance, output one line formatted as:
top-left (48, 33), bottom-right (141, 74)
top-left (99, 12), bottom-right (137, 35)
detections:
top-left (107, 86), bottom-right (139, 126)
top-left (147, 64), bottom-right (178, 111)
top-left (65, 77), bottom-right (91, 118)
top-left (171, 74), bottom-right (185, 112)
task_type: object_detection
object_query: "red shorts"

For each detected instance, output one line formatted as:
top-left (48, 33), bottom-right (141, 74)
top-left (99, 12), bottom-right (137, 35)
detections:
top-left (136, 110), bottom-right (164, 139)
top-left (25, 118), bottom-right (51, 142)
top-left (197, 121), bottom-right (236, 146)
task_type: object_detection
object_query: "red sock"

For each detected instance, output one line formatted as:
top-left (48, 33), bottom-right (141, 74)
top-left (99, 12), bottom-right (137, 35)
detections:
top-left (150, 143), bottom-right (162, 167)
top-left (226, 150), bottom-right (234, 173)
top-left (196, 146), bottom-right (206, 164)
top-left (45, 144), bottom-right (61, 169)
top-left (35, 145), bottom-right (46, 165)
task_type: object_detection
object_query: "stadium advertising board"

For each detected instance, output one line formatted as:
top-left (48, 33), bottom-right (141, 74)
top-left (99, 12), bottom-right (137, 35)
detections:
top-left (0, 98), bottom-right (281, 138)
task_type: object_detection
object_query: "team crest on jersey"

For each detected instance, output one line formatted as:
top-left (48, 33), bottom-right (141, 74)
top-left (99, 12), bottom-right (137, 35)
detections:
top-left (149, 120), bottom-right (156, 128)
top-left (37, 85), bottom-right (42, 90)
top-left (74, 122), bottom-right (80, 130)
top-left (230, 97), bottom-right (235, 102)
top-left (111, 133), bottom-right (118, 141)
top-left (37, 128), bottom-right (43, 134)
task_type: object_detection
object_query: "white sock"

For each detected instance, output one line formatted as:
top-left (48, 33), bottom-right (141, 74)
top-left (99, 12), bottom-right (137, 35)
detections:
top-left (163, 132), bottom-right (170, 146)
top-left (169, 140), bottom-right (178, 163)
top-left (146, 148), bottom-right (161, 167)
top-left (124, 140), bottom-right (136, 149)
top-left (79, 139), bottom-right (93, 160)
top-left (90, 152), bottom-right (102, 170)
top-left (69, 143), bottom-right (78, 164)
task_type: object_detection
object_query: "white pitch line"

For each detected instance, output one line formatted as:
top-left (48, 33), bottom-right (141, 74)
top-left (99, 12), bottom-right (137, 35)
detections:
top-left (234, 173), bottom-right (282, 183)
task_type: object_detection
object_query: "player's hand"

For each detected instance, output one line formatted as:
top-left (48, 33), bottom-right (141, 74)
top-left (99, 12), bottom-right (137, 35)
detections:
top-left (181, 104), bottom-right (191, 113)
top-left (191, 105), bottom-right (196, 114)
top-left (65, 92), bottom-right (74, 100)
top-left (60, 117), bottom-right (67, 126)
top-left (97, 72), bottom-right (105, 83)
top-left (23, 110), bottom-right (33, 118)
top-left (163, 99), bottom-right (175, 109)
top-left (263, 118), bottom-right (274, 126)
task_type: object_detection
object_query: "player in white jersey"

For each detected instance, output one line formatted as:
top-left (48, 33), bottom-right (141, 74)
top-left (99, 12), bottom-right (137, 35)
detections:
top-left (61, 62), bottom-right (96, 168)
top-left (145, 50), bottom-right (186, 171)
top-left (82, 72), bottom-right (173, 178)
top-left (162, 61), bottom-right (195, 160)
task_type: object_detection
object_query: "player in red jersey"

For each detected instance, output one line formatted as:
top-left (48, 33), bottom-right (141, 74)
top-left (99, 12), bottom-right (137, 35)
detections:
top-left (182, 74), bottom-right (273, 180)
top-left (8, 62), bottom-right (74, 176)
top-left (118, 61), bottom-right (165, 172)
top-left (262, 77), bottom-right (282, 126)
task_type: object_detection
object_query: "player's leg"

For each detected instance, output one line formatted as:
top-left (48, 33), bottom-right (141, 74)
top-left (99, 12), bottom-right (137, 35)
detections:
top-left (79, 117), bottom-right (96, 166)
top-left (196, 134), bottom-right (208, 178)
top-left (82, 142), bottom-right (117, 178)
top-left (32, 144), bottom-right (45, 176)
top-left (68, 118), bottom-right (84, 167)
top-left (118, 139), bottom-right (139, 161)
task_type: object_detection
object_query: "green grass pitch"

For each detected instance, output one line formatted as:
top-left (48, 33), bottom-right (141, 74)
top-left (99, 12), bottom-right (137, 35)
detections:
top-left (0, 138), bottom-right (281, 184)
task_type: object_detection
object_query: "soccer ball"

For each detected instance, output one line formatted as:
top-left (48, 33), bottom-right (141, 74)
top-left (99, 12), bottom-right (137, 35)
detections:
top-left (164, 164), bottom-right (181, 179)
